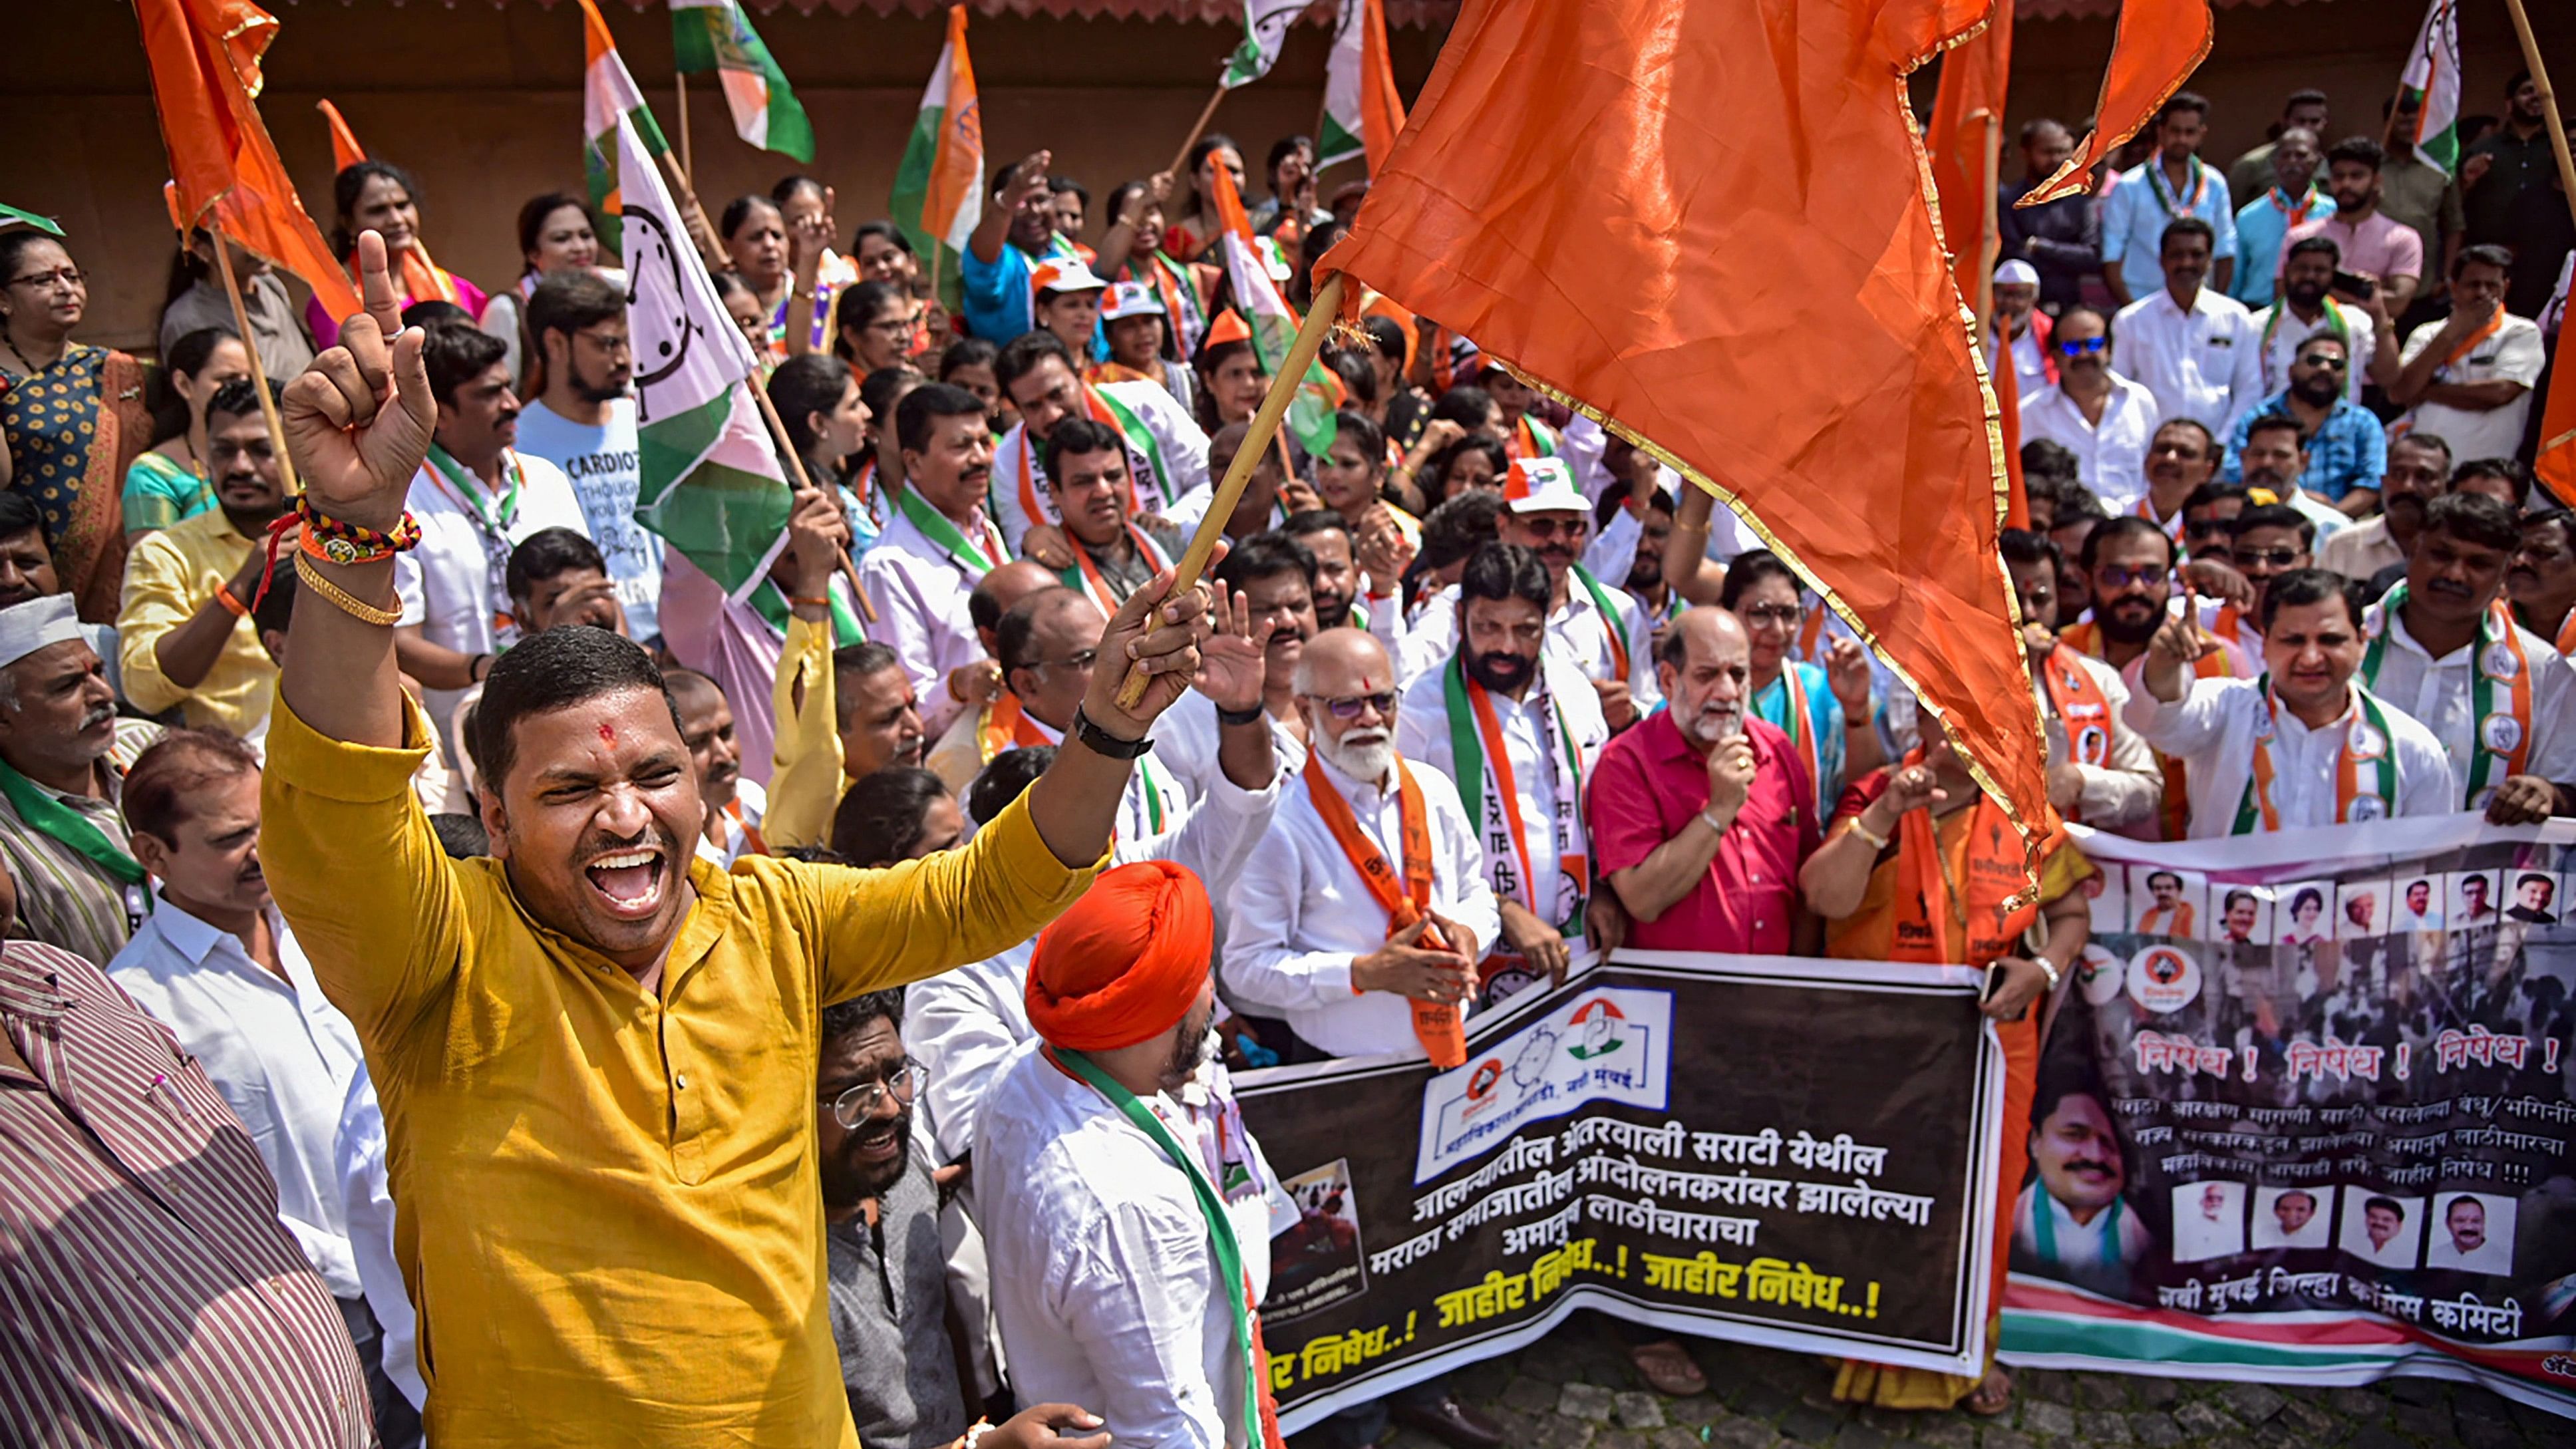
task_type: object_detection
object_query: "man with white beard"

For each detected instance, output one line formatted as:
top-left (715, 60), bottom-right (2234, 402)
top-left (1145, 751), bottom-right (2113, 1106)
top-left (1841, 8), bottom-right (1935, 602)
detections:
top-left (1220, 624), bottom-right (1504, 1448)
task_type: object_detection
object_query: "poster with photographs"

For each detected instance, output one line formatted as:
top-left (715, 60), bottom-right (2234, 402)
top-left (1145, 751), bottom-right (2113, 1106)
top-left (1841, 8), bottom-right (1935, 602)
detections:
top-left (2004, 820), bottom-right (2576, 1419)
top-left (1236, 953), bottom-right (2004, 1431)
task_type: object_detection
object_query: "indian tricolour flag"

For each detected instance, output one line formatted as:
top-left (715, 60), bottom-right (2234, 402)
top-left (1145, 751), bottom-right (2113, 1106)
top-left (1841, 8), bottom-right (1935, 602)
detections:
top-left (579, 0), bottom-right (667, 253)
top-left (1319, 0), bottom-right (1406, 174)
top-left (2396, 0), bottom-right (2461, 174)
top-left (671, 0), bottom-right (814, 164)
top-left (889, 5), bottom-right (982, 303)
top-left (1210, 158), bottom-right (1341, 456)
top-left (611, 106), bottom-right (796, 601)
top-left (1222, 0), bottom-right (1312, 89)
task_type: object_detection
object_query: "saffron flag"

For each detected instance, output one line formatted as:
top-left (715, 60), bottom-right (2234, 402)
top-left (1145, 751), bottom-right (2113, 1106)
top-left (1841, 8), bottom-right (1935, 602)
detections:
top-left (1315, 0), bottom-right (2184, 868)
top-left (2396, 0), bottom-right (2462, 175)
top-left (580, 0), bottom-right (670, 255)
top-left (613, 102), bottom-right (796, 599)
top-left (1223, 0), bottom-right (1312, 89)
top-left (2020, 0), bottom-right (2213, 205)
top-left (890, 5), bottom-right (983, 302)
top-left (317, 98), bottom-right (365, 173)
top-left (1927, 0), bottom-right (2011, 315)
top-left (1319, 0), bottom-right (1407, 175)
top-left (132, 0), bottom-right (357, 322)
top-left (1211, 160), bottom-right (1341, 456)
top-left (2540, 331), bottom-right (2576, 507)
top-left (671, 0), bottom-right (814, 165)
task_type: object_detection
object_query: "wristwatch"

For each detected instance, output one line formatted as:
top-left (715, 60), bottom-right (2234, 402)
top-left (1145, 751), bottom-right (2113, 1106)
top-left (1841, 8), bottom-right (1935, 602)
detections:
top-left (1070, 707), bottom-right (1154, 761)
top-left (1215, 701), bottom-right (1266, 726)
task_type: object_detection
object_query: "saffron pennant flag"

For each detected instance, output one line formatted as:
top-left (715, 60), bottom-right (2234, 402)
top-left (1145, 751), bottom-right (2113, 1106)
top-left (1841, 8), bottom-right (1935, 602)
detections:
top-left (2540, 318), bottom-right (2575, 506)
top-left (1319, 0), bottom-right (1407, 175)
top-left (132, 0), bottom-right (356, 322)
top-left (2396, 0), bottom-right (2462, 175)
top-left (2020, 0), bottom-right (2213, 205)
top-left (317, 97), bottom-right (365, 172)
top-left (1313, 0), bottom-right (2213, 871)
top-left (580, 0), bottom-right (670, 254)
top-left (1211, 159), bottom-right (1341, 457)
top-left (612, 105), bottom-right (797, 600)
top-left (890, 5), bottom-right (983, 299)
top-left (1224, 0), bottom-right (1313, 89)
top-left (671, 0), bottom-right (814, 165)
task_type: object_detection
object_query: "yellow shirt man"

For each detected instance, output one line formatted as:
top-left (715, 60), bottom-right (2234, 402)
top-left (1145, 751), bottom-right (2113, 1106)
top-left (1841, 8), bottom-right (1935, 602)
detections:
top-left (262, 695), bottom-right (1100, 1446)
top-left (116, 508), bottom-right (279, 737)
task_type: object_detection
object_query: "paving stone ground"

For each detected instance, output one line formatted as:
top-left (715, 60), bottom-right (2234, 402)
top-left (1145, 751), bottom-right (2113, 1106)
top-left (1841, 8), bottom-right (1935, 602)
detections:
top-left (1345, 1319), bottom-right (2573, 1449)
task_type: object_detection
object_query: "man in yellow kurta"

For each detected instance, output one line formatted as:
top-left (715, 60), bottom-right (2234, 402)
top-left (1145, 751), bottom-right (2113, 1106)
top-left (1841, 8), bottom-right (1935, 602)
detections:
top-left (266, 236), bottom-right (1204, 1448)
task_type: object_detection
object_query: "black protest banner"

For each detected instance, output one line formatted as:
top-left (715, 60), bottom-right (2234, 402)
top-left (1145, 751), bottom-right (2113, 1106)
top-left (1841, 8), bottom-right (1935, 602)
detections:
top-left (1235, 951), bottom-right (2005, 1430)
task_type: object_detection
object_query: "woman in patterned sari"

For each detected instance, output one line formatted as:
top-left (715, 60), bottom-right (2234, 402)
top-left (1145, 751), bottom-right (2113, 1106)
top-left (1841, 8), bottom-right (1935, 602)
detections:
top-left (0, 231), bottom-right (149, 621)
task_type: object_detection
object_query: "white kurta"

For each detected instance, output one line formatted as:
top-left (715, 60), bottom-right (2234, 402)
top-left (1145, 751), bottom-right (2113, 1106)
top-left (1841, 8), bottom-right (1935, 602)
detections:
top-left (991, 380), bottom-right (1212, 553)
top-left (2358, 605), bottom-right (2576, 804)
top-left (2122, 674), bottom-right (2458, 838)
top-left (1394, 655), bottom-right (1610, 932)
top-left (2110, 287), bottom-right (2267, 433)
top-left (856, 502), bottom-right (1005, 739)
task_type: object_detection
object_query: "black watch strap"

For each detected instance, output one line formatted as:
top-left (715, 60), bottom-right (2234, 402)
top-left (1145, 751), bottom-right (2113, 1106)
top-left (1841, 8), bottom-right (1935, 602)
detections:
top-left (1070, 708), bottom-right (1154, 760)
top-left (1214, 701), bottom-right (1266, 727)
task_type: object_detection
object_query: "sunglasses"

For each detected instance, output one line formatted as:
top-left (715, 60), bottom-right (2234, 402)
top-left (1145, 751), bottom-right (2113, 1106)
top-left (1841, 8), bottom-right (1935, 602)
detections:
top-left (2056, 336), bottom-right (2109, 358)
top-left (2094, 564), bottom-right (2169, 589)
top-left (2297, 353), bottom-right (2348, 371)
top-left (1305, 691), bottom-right (1397, 721)
top-left (2232, 548), bottom-right (2304, 568)
top-left (1516, 516), bottom-right (1589, 541)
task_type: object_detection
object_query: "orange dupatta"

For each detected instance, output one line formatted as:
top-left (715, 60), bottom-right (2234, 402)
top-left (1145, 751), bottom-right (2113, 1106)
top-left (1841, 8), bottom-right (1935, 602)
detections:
top-left (1301, 752), bottom-right (1468, 1067)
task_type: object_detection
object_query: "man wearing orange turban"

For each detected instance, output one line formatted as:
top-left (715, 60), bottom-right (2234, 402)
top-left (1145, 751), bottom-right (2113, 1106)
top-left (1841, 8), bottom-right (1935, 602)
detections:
top-left (977, 860), bottom-right (1294, 1449)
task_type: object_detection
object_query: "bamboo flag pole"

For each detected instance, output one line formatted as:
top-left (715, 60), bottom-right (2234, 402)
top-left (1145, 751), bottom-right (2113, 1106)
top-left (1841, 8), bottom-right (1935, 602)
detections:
top-left (745, 370), bottom-right (878, 625)
top-left (206, 227), bottom-right (299, 496)
top-left (677, 73), bottom-right (695, 182)
top-left (1114, 272), bottom-right (1345, 708)
top-left (1974, 111), bottom-right (2003, 341)
top-left (2501, 0), bottom-right (2576, 233)
top-left (1168, 84), bottom-right (1231, 180)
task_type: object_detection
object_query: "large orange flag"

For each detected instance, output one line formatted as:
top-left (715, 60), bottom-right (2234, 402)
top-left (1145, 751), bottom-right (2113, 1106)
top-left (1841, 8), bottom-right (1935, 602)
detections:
top-left (134, 0), bottom-right (357, 322)
top-left (2541, 336), bottom-right (2576, 507)
top-left (1319, 0), bottom-right (2203, 867)
top-left (2020, 0), bottom-right (2212, 204)
top-left (1927, 0), bottom-right (2011, 315)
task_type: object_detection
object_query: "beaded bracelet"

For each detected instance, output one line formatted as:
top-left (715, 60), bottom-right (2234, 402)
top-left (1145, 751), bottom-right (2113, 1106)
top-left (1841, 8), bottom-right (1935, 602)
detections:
top-left (293, 494), bottom-right (424, 565)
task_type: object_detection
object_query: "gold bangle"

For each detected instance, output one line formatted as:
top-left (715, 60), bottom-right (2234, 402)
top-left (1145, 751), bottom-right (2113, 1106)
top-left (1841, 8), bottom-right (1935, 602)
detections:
top-left (1842, 815), bottom-right (1892, 852)
top-left (293, 551), bottom-right (403, 627)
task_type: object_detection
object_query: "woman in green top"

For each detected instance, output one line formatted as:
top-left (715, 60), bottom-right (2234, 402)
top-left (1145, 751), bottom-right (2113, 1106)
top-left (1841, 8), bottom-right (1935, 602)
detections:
top-left (122, 327), bottom-right (251, 539)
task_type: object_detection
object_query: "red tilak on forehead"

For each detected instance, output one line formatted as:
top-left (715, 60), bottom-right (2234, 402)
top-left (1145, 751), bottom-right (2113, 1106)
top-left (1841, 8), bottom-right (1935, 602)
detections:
top-left (598, 723), bottom-right (616, 744)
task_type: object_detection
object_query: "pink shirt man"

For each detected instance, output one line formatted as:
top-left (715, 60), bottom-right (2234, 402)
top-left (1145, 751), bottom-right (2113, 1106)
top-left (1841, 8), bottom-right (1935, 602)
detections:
top-left (2282, 213), bottom-right (2424, 290)
top-left (1589, 711), bottom-right (1818, 953)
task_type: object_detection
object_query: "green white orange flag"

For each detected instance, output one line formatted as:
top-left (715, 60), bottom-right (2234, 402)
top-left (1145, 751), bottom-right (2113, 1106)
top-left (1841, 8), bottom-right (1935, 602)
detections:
top-left (891, 5), bottom-right (983, 299)
top-left (613, 106), bottom-right (796, 601)
top-left (671, 0), bottom-right (814, 164)
top-left (0, 204), bottom-right (61, 237)
top-left (1320, 0), bottom-right (1406, 174)
top-left (1223, 0), bottom-right (1311, 89)
top-left (2395, 0), bottom-right (2462, 175)
top-left (1211, 159), bottom-right (1340, 456)
top-left (579, 0), bottom-right (669, 254)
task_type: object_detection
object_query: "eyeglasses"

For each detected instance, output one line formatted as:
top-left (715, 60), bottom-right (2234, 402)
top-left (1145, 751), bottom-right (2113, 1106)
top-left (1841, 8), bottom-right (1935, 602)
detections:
top-left (1305, 690), bottom-right (1396, 720)
top-left (2297, 353), bottom-right (2348, 371)
top-left (2232, 548), bottom-right (2304, 568)
top-left (820, 1061), bottom-right (928, 1128)
top-left (1739, 603), bottom-right (1804, 627)
top-left (2056, 336), bottom-right (2109, 358)
top-left (575, 328), bottom-right (631, 355)
top-left (2184, 517), bottom-right (2234, 538)
top-left (2094, 564), bottom-right (2169, 589)
top-left (866, 317), bottom-right (919, 338)
top-left (1516, 517), bottom-right (1589, 540)
top-left (7, 268), bottom-right (82, 291)
top-left (1035, 649), bottom-right (1100, 673)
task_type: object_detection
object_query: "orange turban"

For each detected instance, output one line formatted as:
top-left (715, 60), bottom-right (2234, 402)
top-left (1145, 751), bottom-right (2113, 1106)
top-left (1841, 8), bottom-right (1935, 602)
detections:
top-left (1026, 860), bottom-right (1214, 1051)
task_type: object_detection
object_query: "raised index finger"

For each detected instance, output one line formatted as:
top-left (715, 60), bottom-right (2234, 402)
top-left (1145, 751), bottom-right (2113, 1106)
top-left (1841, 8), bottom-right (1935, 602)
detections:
top-left (356, 230), bottom-right (404, 347)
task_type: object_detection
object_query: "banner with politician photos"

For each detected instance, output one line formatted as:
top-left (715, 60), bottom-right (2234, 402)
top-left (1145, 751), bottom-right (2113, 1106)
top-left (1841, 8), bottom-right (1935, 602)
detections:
top-left (2003, 816), bottom-right (2576, 1419)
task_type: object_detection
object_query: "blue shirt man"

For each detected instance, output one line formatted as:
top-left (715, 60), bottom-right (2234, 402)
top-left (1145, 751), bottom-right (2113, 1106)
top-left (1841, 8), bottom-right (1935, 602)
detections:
top-left (2220, 335), bottom-right (2387, 503)
top-left (963, 154), bottom-right (1082, 342)
top-left (2227, 128), bottom-right (2325, 309)
top-left (2103, 94), bottom-right (2239, 304)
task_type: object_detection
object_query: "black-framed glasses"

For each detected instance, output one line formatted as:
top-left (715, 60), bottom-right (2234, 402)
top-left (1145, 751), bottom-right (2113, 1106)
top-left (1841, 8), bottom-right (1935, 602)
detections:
top-left (2056, 335), bottom-right (2108, 357)
top-left (820, 1061), bottom-right (928, 1127)
top-left (2232, 548), bottom-right (2304, 568)
top-left (1305, 690), bottom-right (1396, 720)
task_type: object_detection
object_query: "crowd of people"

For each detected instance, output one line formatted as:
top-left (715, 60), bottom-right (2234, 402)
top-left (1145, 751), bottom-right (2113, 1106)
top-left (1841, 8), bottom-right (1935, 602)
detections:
top-left (1, 49), bottom-right (2572, 1449)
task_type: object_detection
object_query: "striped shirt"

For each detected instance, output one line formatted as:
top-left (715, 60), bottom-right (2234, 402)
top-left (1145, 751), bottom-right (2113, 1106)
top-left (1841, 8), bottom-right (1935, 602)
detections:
top-left (0, 940), bottom-right (373, 1445)
top-left (0, 717), bottom-right (164, 965)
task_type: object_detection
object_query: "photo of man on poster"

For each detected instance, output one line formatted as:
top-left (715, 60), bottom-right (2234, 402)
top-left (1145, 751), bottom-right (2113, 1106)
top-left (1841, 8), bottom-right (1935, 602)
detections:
top-left (2508, 874), bottom-right (2558, 925)
top-left (2012, 1074), bottom-right (2152, 1300)
top-left (2251, 1186), bottom-right (2335, 1250)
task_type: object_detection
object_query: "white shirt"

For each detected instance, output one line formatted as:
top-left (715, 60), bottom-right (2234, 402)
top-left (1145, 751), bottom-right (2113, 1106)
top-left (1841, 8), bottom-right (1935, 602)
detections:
top-left (2395, 313), bottom-right (2547, 464)
top-left (2031, 648), bottom-right (2163, 834)
top-left (1396, 575), bottom-right (1659, 709)
top-left (1987, 323), bottom-right (2051, 402)
top-left (1222, 750), bottom-right (1500, 1058)
top-left (1395, 655), bottom-right (1609, 933)
top-left (977, 1045), bottom-right (1289, 1449)
top-left (991, 380), bottom-right (1211, 554)
top-left (1153, 691), bottom-right (1307, 804)
top-left (394, 449), bottom-right (591, 754)
top-left (333, 1068), bottom-right (424, 1410)
top-left (694, 776), bottom-right (768, 868)
top-left (2358, 604), bottom-right (2576, 804)
top-left (908, 941), bottom-right (1034, 1164)
top-left (107, 899), bottom-right (365, 1299)
top-left (2111, 287), bottom-right (2266, 433)
top-left (2019, 375), bottom-right (2162, 511)
top-left (511, 398), bottom-right (659, 641)
top-left (2249, 299), bottom-right (2374, 401)
top-left (2122, 674), bottom-right (2458, 838)
top-left (2317, 516), bottom-right (2404, 581)
top-left (858, 501), bottom-right (1007, 740)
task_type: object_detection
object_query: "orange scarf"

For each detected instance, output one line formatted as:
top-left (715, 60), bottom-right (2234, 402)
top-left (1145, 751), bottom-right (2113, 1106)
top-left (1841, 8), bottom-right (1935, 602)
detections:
top-left (979, 693), bottom-right (1052, 764)
top-left (2433, 309), bottom-right (2506, 374)
top-left (1302, 752), bottom-right (1467, 1067)
top-left (2038, 646), bottom-right (2116, 770)
top-left (1887, 751), bottom-right (2036, 966)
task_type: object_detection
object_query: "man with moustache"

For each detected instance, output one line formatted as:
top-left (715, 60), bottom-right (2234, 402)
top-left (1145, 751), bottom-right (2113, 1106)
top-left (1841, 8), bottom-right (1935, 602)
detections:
top-left (2180, 481), bottom-right (2252, 564)
top-left (2229, 91), bottom-right (2332, 218)
top-left (2511, 510), bottom-right (2576, 654)
top-left (1221, 627), bottom-right (1504, 1449)
top-left (2385, 247), bottom-right (2547, 465)
top-left (1397, 544), bottom-right (1615, 1003)
top-left (117, 379), bottom-right (295, 740)
top-left (2319, 434), bottom-right (2452, 583)
top-left (2231, 417), bottom-right (2353, 541)
top-left (667, 670), bottom-right (766, 868)
top-left (860, 383), bottom-right (1019, 741)
top-left (2135, 418), bottom-right (2221, 541)
top-left (991, 329), bottom-right (1210, 552)
top-left (2223, 339), bottom-right (2384, 510)
top-left (2061, 518), bottom-right (2249, 679)
top-left (2250, 238), bottom-right (2377, 402)
top-left (2287, 138), bottom-right (2426, 317)
top-left (2228, 127), bottom-right (2323, 310)
top-left (1156, 533), bottom-right (1320, 796)
top-left (2002, 530), bottom-right (2160, 832)
top-left (1592, 606), bottom-right (1817, 953)
top-left (514, 271), bottom-right (657, 643)
top-left (2223, 504), bottom-right (2317, 653)
top-left (2508, 872), bottom-right (2556, 924)
top-left (0, 593), bottom-right (163, 963)
top-left (2127, 567), bottom-right (2456, 836)
top-left (1043, 420), bottom-right (1187, 613)
top-left (2012, 1082), bottom-right (2152, 1299)
top-left (2434, 1194), bottom-right (2491, 1266)
top-left (2001, 118), bottom-right (2099, 311)
top-left (2358, 493), bottom-right (2576, 824)
top-left (2110, 219), bottom-right (2263, 436)
top-left (921, 562), bottom-right (1079, 794)
top-left (2396, 876), bottom-right (2443, 931)
top-left (2017, 307), bottom-right (2162, 511)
